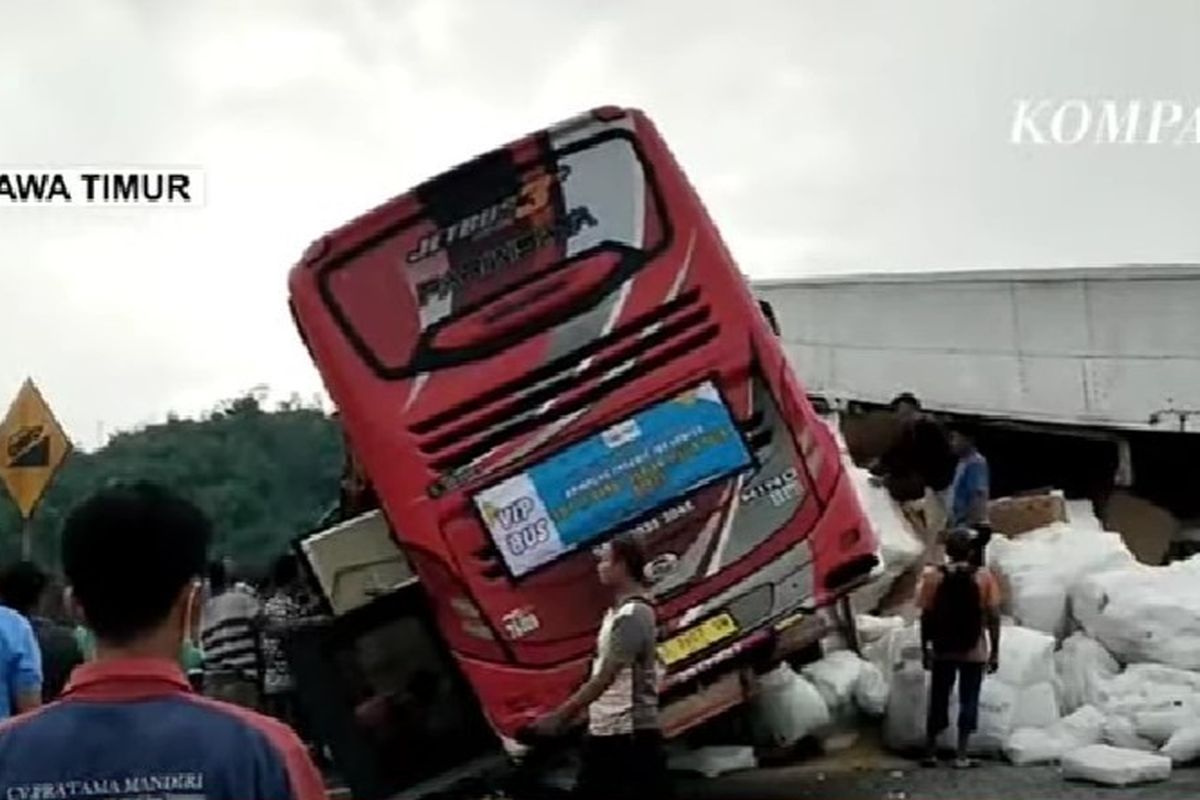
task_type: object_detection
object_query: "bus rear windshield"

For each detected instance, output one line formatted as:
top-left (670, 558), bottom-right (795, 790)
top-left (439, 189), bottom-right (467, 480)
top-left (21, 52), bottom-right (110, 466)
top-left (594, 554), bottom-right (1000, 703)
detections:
top-left (318, 131), bottom-right (669, 378)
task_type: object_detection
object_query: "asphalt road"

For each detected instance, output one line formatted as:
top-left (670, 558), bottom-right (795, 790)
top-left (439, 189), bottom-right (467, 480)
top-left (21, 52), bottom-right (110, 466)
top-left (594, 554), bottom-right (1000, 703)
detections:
top-left (678, 763), bottom-right (1200, 800)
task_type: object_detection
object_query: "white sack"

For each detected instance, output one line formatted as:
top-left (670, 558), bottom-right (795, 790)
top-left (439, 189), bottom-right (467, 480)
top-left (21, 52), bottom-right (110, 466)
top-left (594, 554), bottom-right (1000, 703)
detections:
top-left (1065, 499), bottom-right (1103, 531)
top-left (1013, 682), bottom-right (1060, 729)
top-left (938, 679), bottom-right (1017, 756)
top-left (1103, 692), bottom-right (1184, 718)
top-left (1114, 663), bottom-right (1200, 693)
top-left (801, 650), bottom-right (865, 711)
top-left (1058, 705), bottom-right (1106, 745)
top-left (864, 620), bottom-right (923, 684)
top-left (1070, 565), bottom-right (1150, 636)
top-left (987, 523), bottom-right (1134, 639)
top-left (1005, 727), bottom-right (1069, 766)
top-left (667, 746), bottom-right (757, 778)
top-left (1061, 745), bottom-right (1171, 786)
top-left (993, 625), bottom-right (1056, 688)
top-left (1103, 716), bottom-right (1157, 752)
top-left (748, 665), bottom-right (830, 748)
top-left (1071, 555), bottom-right (1200, 669)
top-left (883, 660), bottom-right (929, 752)
top-left (1005, 705), bottom-right (1106, 765)
top-left (846, 464), bottom-right (925, 614)
top-left (1161, 725), bottom-right (1200, 765)
top-left (1135, 708), bottom-right (1196, 744)
top-left (856, 614), bottom-right (906, 645)
top-left (853, 661), bottom-right (889, 717)
top-left (1098, 667), bottom-right (1200, 720)
top-left (1055, 633), bottom-right (1119, 714)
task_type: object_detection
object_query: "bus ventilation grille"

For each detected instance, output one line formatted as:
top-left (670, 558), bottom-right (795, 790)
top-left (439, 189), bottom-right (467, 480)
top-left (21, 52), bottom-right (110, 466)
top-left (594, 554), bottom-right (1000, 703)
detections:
top-left (410, 288), bottom-right (718, 476)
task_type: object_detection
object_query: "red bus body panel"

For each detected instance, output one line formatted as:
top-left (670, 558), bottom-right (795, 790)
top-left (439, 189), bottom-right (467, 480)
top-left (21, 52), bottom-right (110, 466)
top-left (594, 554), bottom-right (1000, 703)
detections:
top-left (288, 107), bottom-right (878, 738)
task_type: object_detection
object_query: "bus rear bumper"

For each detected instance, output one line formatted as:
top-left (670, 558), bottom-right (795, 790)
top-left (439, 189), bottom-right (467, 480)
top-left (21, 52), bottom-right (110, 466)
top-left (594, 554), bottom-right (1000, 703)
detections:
top-left (659, 604), bottom-right (837, 738)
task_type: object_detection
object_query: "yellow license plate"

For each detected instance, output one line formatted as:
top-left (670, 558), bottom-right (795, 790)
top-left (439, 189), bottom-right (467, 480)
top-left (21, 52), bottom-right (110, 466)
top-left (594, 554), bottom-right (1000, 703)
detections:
top-left (657, 613), bottom-right (739, 666)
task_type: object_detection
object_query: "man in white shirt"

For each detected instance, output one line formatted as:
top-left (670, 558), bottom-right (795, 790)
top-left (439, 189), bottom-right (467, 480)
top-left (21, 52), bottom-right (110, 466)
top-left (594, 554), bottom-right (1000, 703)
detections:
top-left (523, 533), bottom-right (668, 798)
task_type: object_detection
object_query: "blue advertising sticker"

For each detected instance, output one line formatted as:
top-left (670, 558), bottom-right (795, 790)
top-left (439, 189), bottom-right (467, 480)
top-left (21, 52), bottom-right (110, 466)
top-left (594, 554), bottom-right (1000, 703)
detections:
top-left (473, 381), bottom-right (753, 578)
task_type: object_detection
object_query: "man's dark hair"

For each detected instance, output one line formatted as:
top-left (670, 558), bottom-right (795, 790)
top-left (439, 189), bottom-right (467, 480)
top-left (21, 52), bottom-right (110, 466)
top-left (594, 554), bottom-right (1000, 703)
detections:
top-left (609, 533), bottom-right (648, 586)
top-left (889, 392), bottom-right (921, 411)
top-left (207, 560), bottom-right (229, 595)
top-left (0, 561), bottom-right (48, 616)
top-left (62, 481), bottom-right (210, 644)
top-left (945, 528), bottom-right (975, 563)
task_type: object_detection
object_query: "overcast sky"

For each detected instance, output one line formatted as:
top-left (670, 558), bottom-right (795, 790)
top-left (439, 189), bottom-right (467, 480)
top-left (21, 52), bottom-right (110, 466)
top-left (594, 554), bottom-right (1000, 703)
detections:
top-left (4, 0), bottom-right (1200, 449)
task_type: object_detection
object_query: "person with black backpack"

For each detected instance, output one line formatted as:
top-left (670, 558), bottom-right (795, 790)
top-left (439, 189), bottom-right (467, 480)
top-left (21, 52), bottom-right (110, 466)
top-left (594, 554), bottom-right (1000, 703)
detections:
top-left (917, 528), bottom-right (1002, 768)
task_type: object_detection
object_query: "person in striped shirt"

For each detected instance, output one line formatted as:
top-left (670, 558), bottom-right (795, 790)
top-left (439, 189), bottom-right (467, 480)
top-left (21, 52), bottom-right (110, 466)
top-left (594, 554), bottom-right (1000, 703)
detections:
top-left (200, 560), bottom-right (262, 709)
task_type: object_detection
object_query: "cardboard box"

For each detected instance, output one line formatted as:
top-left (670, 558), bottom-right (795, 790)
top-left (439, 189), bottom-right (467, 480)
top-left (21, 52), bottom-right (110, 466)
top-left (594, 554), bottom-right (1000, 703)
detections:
top-left (987, 493), bottom-right (1067, 537)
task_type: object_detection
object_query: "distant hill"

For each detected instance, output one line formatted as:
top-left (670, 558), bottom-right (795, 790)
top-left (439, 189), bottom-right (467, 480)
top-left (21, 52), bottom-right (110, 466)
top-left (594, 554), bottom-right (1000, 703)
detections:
top-left (0, 393), bottom-right (344, 573)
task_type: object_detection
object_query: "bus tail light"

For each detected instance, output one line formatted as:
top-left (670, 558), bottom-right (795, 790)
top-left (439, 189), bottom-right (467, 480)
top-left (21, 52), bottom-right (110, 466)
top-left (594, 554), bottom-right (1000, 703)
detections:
top-left (449, 594), bottom-right (496, 641)
top-left (840, 527), bottom-right (862, 549)
top-left (798, 425), bottom-right (826, 483)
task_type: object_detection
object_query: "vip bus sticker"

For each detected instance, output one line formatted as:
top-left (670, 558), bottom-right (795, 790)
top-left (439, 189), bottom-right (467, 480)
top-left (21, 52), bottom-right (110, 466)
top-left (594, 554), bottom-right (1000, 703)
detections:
top-left (489, 496), bottom-right (535, 530)
top-left (505, 517), bottom-right (552, 556)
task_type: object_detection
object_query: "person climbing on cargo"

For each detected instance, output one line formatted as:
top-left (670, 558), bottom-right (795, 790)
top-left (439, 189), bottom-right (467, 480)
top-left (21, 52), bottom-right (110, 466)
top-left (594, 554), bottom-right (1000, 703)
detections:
top-left (871, 393), bottom-right (956, 536)
top-left (917, 528), bottom-right (1002, 768)
top-left (519, 533), bottom-right (669, 799)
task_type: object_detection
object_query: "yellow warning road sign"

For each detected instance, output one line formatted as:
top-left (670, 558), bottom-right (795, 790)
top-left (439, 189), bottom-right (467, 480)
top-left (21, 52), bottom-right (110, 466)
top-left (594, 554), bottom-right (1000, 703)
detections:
top-left (0, 379), bottom-right (72, 519)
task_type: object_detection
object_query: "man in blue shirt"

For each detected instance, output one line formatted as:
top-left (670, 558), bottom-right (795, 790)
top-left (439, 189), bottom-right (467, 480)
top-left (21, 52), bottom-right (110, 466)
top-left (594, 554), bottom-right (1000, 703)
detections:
top-left (0, 560), bottom-right (80, 701)
top-left (948, 424), bottom-right (992, 566)
top-left (0, 481), bottom-right (324, 800)
top-left (0, 602), bottom-right (42, 719)
top-left (948, 425), bottom-right (990, 528)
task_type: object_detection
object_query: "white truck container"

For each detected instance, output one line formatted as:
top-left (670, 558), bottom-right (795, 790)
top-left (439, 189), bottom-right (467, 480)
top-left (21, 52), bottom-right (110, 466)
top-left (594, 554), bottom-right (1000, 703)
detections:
top-left (755, 265), bottom-right (1200, 433)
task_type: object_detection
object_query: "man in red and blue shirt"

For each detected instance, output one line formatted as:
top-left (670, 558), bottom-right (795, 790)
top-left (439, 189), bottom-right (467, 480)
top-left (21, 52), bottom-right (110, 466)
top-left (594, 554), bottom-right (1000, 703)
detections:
top-left (0, 481), bottom-right (325, 800)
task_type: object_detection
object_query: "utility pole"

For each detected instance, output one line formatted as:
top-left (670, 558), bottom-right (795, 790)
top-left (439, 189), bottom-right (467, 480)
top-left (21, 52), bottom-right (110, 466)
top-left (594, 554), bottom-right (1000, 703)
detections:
top-left (21, 518), bottom-right (32, 560)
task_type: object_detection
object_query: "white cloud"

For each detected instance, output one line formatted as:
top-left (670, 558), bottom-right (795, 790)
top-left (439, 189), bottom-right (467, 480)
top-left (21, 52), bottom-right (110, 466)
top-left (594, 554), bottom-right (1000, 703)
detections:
top-left (3, 0), bottom-right (1200, 447)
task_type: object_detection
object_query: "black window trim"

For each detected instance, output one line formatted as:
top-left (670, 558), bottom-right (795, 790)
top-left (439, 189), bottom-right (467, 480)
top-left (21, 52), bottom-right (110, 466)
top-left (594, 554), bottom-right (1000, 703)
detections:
top-left (314, 128), bottom-right (675, 380)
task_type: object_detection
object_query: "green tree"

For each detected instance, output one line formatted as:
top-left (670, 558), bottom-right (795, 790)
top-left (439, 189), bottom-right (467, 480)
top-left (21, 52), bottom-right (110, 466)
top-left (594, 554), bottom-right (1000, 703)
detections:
top-left (0, 392), bottom-right (343, 574)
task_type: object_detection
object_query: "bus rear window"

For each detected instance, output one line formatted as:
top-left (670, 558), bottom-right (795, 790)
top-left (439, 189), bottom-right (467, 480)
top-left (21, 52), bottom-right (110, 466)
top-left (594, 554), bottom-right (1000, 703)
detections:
top-left (319, 130), bottom-right (669, 378)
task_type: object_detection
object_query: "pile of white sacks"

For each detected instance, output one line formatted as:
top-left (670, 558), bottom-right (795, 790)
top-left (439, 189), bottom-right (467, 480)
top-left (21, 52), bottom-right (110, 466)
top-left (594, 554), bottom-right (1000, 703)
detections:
top-left (860, 499), bottom-right (1200, 785)
top-left (767, 417), bottom-right (1199, 784)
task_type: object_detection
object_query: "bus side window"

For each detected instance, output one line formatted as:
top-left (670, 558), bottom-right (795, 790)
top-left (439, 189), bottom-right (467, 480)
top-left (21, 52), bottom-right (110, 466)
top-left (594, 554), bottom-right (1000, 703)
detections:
top-left (759, 299), bottom-right (781, 336)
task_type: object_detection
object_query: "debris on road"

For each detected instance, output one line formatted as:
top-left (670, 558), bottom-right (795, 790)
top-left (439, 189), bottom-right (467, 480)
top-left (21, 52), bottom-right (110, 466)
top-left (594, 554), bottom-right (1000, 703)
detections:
top-left (668, 745), bottom-right (757, 779)
top-left (1004, 706), bottom-right (1104, 765)
top-left (858, 487), bottom-right (1200, 782)
top-left (1162, 726), bottom-right (1200, 765)
top-left (987, 518), bottom-right (1134, 638)
top-left (671, 417), bottom-right (1200, 788)
top-left (749, 664), bottom-right (831, 749)
top-left (1061, 744), bottom-right (1172, 787)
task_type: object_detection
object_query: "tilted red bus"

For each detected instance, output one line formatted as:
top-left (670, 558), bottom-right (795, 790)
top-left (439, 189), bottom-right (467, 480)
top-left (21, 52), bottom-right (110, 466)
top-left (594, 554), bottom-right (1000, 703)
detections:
top-left (287, 106), bottom-right (878, 746)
